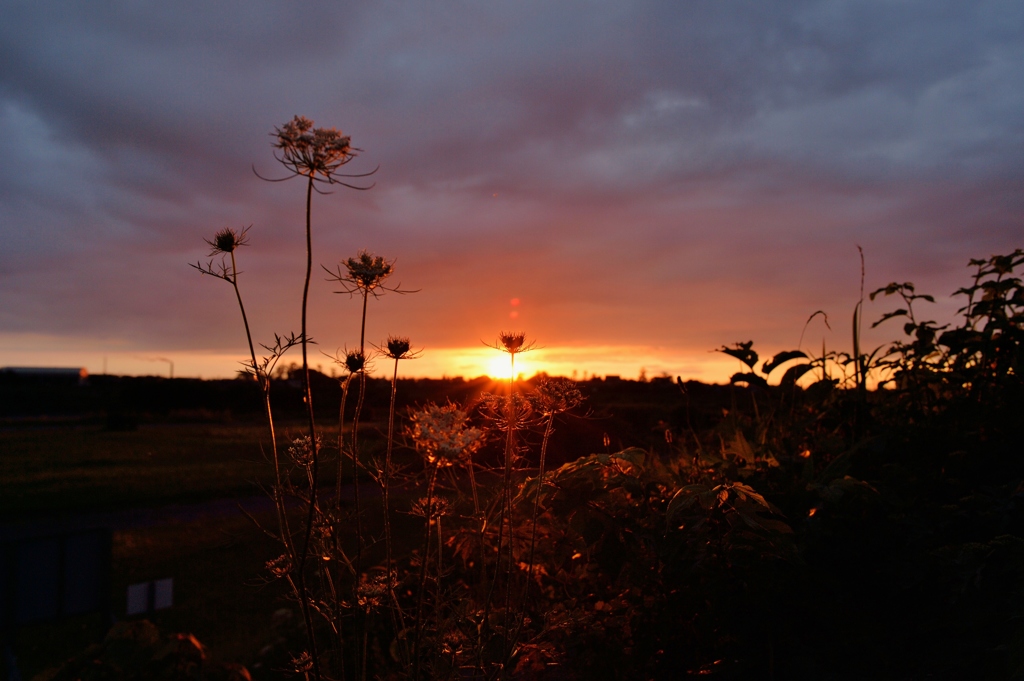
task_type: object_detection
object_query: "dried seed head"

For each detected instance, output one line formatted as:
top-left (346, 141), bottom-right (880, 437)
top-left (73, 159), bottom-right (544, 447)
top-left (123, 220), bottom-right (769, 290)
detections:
top-left (205, 226), bottom-right (250, 256)
top-left (499, 331), bottom-right (527, 354)
top-left (385, 336), bottom-right (412, 359)
top-left (345, 350), bottom-right (366, 374)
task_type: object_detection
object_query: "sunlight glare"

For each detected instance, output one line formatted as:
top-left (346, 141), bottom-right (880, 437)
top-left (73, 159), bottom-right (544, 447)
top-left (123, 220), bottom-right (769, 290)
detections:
top-left (486, 354), bottom-right (527, 380)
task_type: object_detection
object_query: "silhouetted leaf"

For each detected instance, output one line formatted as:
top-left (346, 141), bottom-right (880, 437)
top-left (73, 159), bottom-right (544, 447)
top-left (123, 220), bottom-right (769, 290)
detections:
top-left (870, 281), bottom-right (914, 300)
top-left (718, 341), bottom-right (758, 368)
top-left (730, 372), bottom-right (769, 389)
top-left (762, 350), bottom-right (808, 375)
top-left (780, 363), bottom-right (814, 387)
top-left (871, 308), bottom-right (908, 328)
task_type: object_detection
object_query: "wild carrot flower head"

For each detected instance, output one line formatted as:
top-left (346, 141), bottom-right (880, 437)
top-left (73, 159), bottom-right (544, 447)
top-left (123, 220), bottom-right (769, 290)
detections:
top-left (531, 377), bottom-right (584, 416)
top-left (477, 392), bottom-right (535, 429)
top-left (287, 435), bottom-right (320, 467)
top-left (344, 251), bottom-right (394, 292)
top-left (205, 226), bottom-right (250, 256)
top-left (406, 402), bottom-right (483, 466)
top-left (273, 115), bottom-right (355, 178)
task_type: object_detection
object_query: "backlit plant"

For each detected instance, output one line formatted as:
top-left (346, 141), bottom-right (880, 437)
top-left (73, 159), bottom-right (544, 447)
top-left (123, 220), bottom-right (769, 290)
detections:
top-left (191, 120), bottom-right (1023, 680)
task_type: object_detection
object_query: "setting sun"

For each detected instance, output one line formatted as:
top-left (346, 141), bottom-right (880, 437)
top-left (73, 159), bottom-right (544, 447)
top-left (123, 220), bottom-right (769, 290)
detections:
top-left (485, 353), bottom-right (528, 380)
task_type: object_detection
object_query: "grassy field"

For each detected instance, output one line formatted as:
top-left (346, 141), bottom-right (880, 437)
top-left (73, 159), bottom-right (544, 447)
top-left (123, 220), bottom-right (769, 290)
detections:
top-left (0, 422), bottom-right (289, 517)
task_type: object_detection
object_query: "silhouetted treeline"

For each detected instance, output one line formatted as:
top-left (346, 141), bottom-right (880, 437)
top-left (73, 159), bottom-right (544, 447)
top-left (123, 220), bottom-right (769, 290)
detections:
top-left (0, 371), bottom-right (737, 443)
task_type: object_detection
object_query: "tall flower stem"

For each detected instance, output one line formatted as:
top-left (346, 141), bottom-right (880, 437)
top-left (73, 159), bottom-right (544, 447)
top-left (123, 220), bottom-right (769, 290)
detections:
top-left (511, 412), bottom-right (554, 650)
top-left (227, 250), bottom-right (291, 556)
top-left (350, 289), bottom-right (372, 570)
top-left (380, 338), bottom-right (415, 666)
top-left (480, 358), bottom-right (519, 678)
top-left (262, 116), bottom-right (368, 680)
top-left (351, 371), bottom-right (366, 560)
top-left (297, 170), bottom-right (322, 681)
top-left (346, 290), bottom-right (372, 680)
top-left (500, 355), bottom-right (518, 674)
top-left (384, 358), bottom-right (399, 592)
top-left (478, 333), bottom-right (532, 677)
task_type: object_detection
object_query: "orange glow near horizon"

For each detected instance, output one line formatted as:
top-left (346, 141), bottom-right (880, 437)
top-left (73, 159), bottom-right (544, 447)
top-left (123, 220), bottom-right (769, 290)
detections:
top-left (0, 335), bottom-right (748, 384)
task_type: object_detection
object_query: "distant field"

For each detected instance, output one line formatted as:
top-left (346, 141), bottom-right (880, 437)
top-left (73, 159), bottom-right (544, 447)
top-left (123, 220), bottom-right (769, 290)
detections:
top-left (0, 422), bottom-right (289, 516)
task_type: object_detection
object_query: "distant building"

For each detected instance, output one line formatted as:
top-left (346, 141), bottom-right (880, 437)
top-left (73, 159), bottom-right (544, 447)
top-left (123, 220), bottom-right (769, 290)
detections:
top-left (0, 367), bottom-right (89, 385)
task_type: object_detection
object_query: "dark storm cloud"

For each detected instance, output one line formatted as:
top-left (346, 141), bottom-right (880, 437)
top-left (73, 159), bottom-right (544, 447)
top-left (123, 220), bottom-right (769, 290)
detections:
top-left (0, 0), bottom-right (1021, 368)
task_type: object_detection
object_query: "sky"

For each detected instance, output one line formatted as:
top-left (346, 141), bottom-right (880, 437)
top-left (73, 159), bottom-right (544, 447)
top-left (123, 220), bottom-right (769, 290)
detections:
top-left (1, 1), bottom-right (1021, 382)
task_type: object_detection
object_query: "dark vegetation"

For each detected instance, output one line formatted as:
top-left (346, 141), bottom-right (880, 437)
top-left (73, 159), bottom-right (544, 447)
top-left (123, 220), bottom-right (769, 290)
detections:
top-left (5, 245), bottom-right (1022, 678)
top-left (4, 112), bottom-right (1020, 680)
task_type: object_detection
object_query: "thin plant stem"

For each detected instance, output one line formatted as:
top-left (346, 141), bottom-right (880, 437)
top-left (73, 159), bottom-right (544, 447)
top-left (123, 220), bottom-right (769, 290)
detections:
top-left (346, 266), bottom-right (373, 680)
top-left (413, 464), bottom-right (439, 680)
top-left (501, 355), bottom-right (517, 676)
top-left (382, 357), bottom-right (410, 665)
top-left (298, 169), bottom-right (322, 681)
top-left (384, 358), bottom-right (399, 587)
top-left (318, 558), bottom-right (345, 681)
top-left (227, 247), bottom-right (320, 676)
top-left (352, 289), bottom-right (372, 553)
top-left (360, 289), bottom-right (369, 352)
top-left (466, 459), bottom-right (486, 593)
top-left (337, 374), bottom-right (354, 513)
top-left (478, 353), bottom-right (518, 679)
top-left (511, 413), bottom-right (555, 650)
top-left (351, 369), bottom-right (366, 560)
top-left (228, 251), bottom-right (291, 555)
